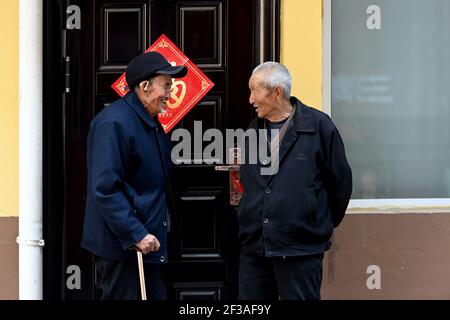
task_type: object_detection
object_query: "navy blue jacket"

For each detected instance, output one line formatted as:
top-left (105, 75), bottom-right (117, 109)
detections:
top-left (238, 97), bottom-right (352, 257)
top-left (81, 92), bottom-right (172, 263)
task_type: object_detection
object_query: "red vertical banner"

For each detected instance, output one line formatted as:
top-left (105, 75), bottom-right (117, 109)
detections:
top-left (112, 35), bottom-right (214, 132)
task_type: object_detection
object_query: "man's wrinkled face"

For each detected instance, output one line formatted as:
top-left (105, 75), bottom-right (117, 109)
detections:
top-left (141, 74), bottom-right (172, 117)
top-left (248, 73), bottom-right (277, 119)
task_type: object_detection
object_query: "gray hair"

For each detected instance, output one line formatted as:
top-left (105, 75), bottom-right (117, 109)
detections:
top-left (252, 61), bottom-right (292, 99)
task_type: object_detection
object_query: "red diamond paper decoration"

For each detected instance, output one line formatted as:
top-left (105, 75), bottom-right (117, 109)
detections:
top-left (111, 34), bottom-right (214, 133)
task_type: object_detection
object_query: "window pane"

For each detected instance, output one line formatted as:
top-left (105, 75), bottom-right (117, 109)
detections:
top-left (331, 0), bottom-right (450, 199)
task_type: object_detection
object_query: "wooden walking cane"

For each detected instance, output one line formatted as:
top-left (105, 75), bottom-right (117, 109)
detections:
top-left (136, 250), bottom-right (147, 300)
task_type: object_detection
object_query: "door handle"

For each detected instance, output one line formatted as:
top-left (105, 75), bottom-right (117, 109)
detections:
top-left (215, 165), bottom-right (243, 205)
top-left (215, 148), bottom-right (243, 206)
top-left (214, 165), bottom-right (240, 171)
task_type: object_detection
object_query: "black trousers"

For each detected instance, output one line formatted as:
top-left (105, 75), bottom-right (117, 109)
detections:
top-left (96, 256), bottom-right (167, 300)
top-left (238, 253), bottom-right (324, 300)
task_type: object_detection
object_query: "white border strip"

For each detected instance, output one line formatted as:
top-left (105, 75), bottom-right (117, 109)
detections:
top-left (348, 199), bottom-right (450, 214)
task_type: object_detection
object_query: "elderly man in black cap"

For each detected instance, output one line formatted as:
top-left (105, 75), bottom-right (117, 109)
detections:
top-left (81, 52), bottom-right (187, 300)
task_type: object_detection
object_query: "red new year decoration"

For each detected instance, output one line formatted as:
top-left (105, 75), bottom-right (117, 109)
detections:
top-left (112, 34), bottom-right (214, 133)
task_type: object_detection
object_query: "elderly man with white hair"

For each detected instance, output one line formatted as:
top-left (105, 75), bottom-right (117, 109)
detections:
top-left (237, 62), bottom-right (352, 300)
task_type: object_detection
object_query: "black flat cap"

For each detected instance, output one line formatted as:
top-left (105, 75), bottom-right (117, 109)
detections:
top-left (125, 52), bottom-right (188, 88)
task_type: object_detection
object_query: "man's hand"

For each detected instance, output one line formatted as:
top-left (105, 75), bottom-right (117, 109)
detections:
top-left (135, 234), bottom-right (160, 254)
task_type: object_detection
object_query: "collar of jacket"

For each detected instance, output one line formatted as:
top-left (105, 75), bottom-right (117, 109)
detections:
top-left (124, 91), bottom-right (157, 128)
top-left (255, 96), bottom-right (316, 133)
top-left (290, 96), bottom-right (316, 133)
top-left (254, 96), bottom-right (318, 184)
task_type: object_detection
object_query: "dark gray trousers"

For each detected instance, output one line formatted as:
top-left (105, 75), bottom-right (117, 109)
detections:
top-left (96, 256), bottom-right (167, 300)
top-left (239, 253), bottom-right (324, 300)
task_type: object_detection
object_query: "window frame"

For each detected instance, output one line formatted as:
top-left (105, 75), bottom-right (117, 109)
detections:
top-left (322, 0), bottom-right (450, 213)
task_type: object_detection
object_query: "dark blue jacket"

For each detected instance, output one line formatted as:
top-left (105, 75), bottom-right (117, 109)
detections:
top-left (81, 92), bottom-right (172, 263)
top-left (238, 97), bottom-right (352, 257)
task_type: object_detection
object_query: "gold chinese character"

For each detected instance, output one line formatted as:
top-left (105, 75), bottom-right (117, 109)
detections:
top-left (167, 79), bottom-right (186, 109)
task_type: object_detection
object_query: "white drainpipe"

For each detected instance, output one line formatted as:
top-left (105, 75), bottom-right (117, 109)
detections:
top-left (17, 0), bottom-right (44, 300)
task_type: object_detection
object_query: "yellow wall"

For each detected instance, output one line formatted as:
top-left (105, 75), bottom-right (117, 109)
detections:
top-left (0, 1), bottom-right (19, 217)
top-left (281, 0), bottom-right (322, 110)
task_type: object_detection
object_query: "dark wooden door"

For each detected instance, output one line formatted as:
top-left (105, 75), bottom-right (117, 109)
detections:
top-left (44, 0), bottom-right (279, 299)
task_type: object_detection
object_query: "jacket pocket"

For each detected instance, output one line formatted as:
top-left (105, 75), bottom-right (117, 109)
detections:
top-left (120, 182), bottom-right (141, 216)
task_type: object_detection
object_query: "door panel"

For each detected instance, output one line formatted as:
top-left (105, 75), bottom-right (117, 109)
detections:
top-left (44, 0), bottom-right (280, 300)
top-left (179, 3), bottom-right (223, 68)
